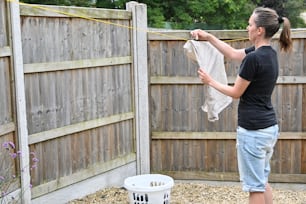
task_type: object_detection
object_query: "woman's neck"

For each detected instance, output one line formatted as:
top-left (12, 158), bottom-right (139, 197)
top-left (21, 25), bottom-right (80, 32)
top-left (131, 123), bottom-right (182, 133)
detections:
top-left (254, 38), bottom-right (271, 49)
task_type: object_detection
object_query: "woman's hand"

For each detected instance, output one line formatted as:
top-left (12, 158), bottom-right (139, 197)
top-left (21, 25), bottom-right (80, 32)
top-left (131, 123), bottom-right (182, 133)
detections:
top-left (198, 68), bottom-right (213, 85)
top-left (198, 68), bottom-right (251, 99)
top-left (190, 29), bottom-right (212, 41)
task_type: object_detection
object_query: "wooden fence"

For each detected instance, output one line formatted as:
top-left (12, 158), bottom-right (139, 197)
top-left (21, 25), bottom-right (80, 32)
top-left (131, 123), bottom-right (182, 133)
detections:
top-left (0, 0), bottom-right (31, 202)
top-left (1, 0), bottom-right (306, 203)
top-left (148, 30), bottom-right (306, 183)
top-left (1, 1), bottom-right (150, 203)
top-left (0, 0), bottom-right (20, 199)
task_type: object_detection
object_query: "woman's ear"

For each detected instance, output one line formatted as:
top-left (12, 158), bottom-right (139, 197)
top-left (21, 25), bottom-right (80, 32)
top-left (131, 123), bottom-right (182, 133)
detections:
top-left (257, 26), bottom-right (265, 36)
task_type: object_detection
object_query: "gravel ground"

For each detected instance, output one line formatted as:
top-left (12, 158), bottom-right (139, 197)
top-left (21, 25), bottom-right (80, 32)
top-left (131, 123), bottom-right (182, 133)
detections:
top-left (68, 181), bottom-right (306, 204)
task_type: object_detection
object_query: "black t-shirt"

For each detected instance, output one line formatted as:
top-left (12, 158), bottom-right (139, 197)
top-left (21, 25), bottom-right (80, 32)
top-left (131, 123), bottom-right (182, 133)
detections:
top-left (238, 46), bottom-right (278, 130)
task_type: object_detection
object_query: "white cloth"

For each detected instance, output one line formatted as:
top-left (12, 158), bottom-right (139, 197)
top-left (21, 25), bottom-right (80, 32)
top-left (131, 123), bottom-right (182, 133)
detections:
top-left (183, 40), bottom-right (232, 122)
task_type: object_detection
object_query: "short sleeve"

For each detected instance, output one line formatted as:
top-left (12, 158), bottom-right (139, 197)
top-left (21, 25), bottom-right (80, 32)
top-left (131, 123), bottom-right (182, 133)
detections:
top-left (245, 46), bottom-right (255, 54)
top-left (239, 53), bottom-right (257, 81)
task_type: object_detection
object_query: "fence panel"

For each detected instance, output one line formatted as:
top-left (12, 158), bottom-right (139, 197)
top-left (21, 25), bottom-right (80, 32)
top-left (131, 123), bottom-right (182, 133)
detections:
top-left (149, 30), bottom-right (306, 183)
top-left (0, 0), bottom-right (20, 200)
top-left (19, 4), bottom-right (136, 198)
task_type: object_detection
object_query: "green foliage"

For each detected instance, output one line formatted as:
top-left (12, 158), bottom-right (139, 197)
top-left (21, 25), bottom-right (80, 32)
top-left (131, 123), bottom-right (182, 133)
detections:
top-left (22, 0), bottom-right (306, 28)
top-left (147, 7), bottom-right (166, 28)
top-left (252, 0), bottom-right (306, 28)
top-left (285, 0), bottom-right (306, 28)
top-left (95, 0), bottom-right (256, 29)
top-left (96, 0), bottom-right (126, 9)
top-left (182, 0), bottom-right (256, 30)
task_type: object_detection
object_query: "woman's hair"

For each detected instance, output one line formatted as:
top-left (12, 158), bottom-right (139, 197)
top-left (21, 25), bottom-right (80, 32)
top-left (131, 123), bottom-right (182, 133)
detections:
top-left (253, 7), bottom-right (292, 52)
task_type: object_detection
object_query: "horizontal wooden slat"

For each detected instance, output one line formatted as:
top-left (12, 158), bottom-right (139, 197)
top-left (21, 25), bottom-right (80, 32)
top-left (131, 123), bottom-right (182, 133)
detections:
top-left (152, 131), bottom-right (306, 140)
top-left (148, 30), bottom-right (247, 41)
top-left (276, 76), bottom-right (306, 84)
top-left (148, 29), bottom-right (306, 40)
top-left (155, 171), bottom-right (306, 183)
top-left (20, 4), bottom-right (132, 19)
top-left (151, 76), bottom-right (201, 84)
top-left (23, 56), bottom-right (132, 73)
top-left (0, 122), bottom-right (16, 136)
top-left (148, 30), bottom-right (190, 41)
top-left (152, 131), bottom-right (235, 140)
top-left (29, 112), bottom-right (134, 144)
top-left (0, 46), bottom-right (11, 57)
top-left (31, 153), bottom-right (136, 198)
top-left (150, 76), bottom-right (306, 85)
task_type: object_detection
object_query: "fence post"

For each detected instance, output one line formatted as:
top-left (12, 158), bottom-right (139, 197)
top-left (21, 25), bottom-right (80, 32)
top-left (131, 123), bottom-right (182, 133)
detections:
top-left (126, 1), bottom-right (150, 175)
top-left (9, 0), bottom-right (31, 203)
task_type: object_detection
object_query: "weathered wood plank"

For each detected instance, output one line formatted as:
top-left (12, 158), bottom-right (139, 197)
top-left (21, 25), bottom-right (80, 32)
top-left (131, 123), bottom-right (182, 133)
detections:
top-left (150, 76), bottom-right (306, 85)
top-left (303, 85), bottom-right (306, 131)
top-left (28, 112), bottom-right (134, 144)
top-left (0, 122), bottom-right (15, 136)
top-left (41, 72), bottom-right (57, 130)
top-left (302, 140), bottom-right (306, 173)
top-left (23, 56), bottom-right (132, 73)
top-left (147, 29), bottom-right (306, 40)
top-left (0, 58), bottom-right (13, 125)
top-left (24, 73), bottom-right (40, 134)
top-left (0, 1), bottom-right (8, 47)
top-left (57, 135), bottom-right (72, 178)
top-left (20, 4), bottom-right (132, 19)
top-left (31, 153), bottom-right (136, 198)
top-left (151, 131), bottom-right (306, 140)
top-left (153, 171), bottom-right (306, 183)
top-left (147, 30), bottom-right (248, 41)
top-left (0, 46), bottom-right (11, 57)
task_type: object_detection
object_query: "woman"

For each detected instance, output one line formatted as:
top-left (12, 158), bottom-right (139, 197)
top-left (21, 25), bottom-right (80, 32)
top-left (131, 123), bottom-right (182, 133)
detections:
top-left (191, 7), bottom-right (292, 204)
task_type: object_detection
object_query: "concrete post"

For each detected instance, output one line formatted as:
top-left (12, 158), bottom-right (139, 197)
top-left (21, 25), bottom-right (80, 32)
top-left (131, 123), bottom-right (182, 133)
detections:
top-left (9, 0), bottom-right (31, 203)
top-left (126, 1), bottom-right (150, 175)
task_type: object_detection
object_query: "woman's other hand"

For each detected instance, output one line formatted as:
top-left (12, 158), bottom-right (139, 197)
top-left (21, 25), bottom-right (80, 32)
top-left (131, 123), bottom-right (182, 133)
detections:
top-left (190, 29), bottom-right (211, 41)
top-left (198, 68), bottom-right (213, 85)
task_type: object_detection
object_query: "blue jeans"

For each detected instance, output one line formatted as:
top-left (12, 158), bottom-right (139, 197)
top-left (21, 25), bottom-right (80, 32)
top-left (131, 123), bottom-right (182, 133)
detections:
top-left (236, 125), bottom-right (279, 192)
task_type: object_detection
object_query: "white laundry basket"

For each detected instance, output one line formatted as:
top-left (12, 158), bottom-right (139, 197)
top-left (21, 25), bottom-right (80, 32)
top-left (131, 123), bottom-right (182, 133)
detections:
top-left (124, 174), bottom-right (174, 204)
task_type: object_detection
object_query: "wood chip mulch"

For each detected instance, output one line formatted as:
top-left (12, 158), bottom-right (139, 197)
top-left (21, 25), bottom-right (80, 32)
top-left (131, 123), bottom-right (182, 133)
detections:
top-left (68, 182), bottom-right (306, 204)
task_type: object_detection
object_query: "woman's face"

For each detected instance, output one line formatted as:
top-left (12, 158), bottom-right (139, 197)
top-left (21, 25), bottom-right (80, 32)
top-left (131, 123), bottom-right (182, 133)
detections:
top-left (247, 14), bottom-right (258, 43)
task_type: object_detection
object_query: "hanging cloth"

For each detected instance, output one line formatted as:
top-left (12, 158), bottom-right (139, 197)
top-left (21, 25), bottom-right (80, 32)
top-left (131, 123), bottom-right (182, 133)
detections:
top-left (183, 40), bottom-right (232, 122)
